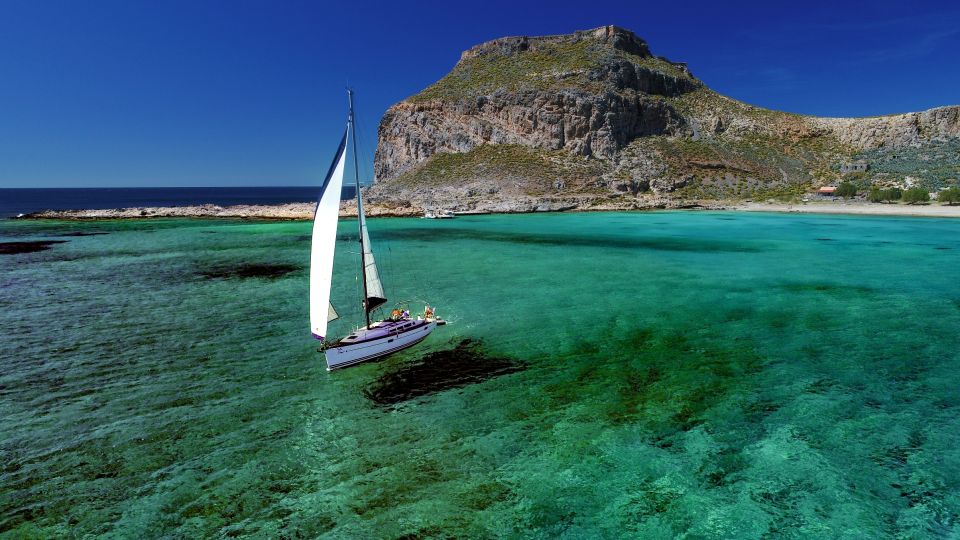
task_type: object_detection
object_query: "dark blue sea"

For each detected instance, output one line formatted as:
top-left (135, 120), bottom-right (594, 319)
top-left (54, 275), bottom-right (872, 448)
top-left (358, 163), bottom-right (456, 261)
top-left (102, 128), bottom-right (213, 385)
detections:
top-left (0, 186), bottom-right (356, 218)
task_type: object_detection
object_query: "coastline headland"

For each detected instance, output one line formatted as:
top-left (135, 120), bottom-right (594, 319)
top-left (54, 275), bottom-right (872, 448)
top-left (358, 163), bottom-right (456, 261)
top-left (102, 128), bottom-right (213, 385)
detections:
top-left (18, 202), bottom-right (413, 220)
top-left (18, 199), bottom-right (960, 220)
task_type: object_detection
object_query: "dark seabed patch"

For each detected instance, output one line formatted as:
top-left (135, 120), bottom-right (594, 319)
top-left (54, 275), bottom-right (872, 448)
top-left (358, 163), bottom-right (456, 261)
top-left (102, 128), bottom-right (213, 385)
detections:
top-left (364, 339), bottom-right (525, 407)
top-left (198, 263), bottom-right (299, 280)
top-left (378, 227), bottom-right (766, 253)
top-left (934, 246), bottom-right (950, 250)
top-left (815, 238), bottom-right (834, 242)
top-left (778, 281), bottom-right (875, 296)
top-left (0, 240), bottom-right (67, 254)
top-left (298, 233), bottom-right (355, 243)
top-left (56, 232), bottom-right (109, 237)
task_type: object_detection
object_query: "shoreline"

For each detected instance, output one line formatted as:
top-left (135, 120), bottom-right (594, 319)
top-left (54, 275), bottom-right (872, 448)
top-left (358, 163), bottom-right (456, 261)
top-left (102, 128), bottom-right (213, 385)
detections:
top-left (731, 201), bottom-right (960, 218)
top-left (13, 200), bottom-right (960, 221)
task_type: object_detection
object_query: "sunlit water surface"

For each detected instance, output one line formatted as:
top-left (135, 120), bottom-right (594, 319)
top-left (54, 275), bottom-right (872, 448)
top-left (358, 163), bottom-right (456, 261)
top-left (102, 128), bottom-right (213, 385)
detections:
top-left (1, 212), bottom-right (959, 538)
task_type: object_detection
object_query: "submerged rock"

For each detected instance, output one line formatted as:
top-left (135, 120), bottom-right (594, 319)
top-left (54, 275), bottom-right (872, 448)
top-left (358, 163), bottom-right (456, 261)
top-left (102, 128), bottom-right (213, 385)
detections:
top-left (0, 240), bottom-right (67, 255)
top-left (365, 339), bottom-right (525, 407)
top-left (56, 231), bottom-right (109, 237)
top-left (198, 263), bottom-right (299, 280)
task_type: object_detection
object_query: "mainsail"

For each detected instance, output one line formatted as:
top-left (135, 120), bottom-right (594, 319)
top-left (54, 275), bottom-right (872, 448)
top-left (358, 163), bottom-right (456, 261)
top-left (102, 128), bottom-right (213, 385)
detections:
top-left (309, 129), bottom-right (348, 340)
top-left (311, 89), bottom-right (439, 369)
top-left (357, 192), bottom-right (386, 312)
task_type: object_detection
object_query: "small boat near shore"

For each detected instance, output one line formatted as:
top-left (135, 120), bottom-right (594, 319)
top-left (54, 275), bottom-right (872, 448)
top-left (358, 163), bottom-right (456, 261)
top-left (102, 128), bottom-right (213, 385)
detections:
top-left (423, 209), bottom-right (455, 219)
top-left (310, 89), bottom-right (442, 370)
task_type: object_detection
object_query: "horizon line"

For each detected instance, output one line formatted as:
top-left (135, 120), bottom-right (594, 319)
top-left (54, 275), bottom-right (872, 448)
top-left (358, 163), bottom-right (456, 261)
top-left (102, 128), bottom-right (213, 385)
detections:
top-left (0, 184), bottom-right (368, 189)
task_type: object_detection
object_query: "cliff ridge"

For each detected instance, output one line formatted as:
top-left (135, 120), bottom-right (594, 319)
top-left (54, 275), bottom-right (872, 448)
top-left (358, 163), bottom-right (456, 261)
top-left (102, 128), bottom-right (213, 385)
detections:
top-left (371, 26), bottom-right (960, 212)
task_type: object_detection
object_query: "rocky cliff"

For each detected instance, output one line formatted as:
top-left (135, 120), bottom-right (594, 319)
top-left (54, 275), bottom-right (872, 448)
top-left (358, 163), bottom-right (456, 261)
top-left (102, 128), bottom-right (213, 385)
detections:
top-left (814, 106), bottom-right (960, 149)
top-left (370, 26), bottom-right (960, 212)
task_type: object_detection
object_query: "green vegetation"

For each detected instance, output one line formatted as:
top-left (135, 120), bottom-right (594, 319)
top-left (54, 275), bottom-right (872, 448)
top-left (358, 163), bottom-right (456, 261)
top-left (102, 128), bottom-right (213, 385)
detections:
top-left (411, 40), bottom-right (601, 101)
top-left (389, 144), bottom-right (606, 195)
top-left (902, 187), bottom-right (930, 204)
top-left (841, 170), bottom-right (868, 183)
top-left (409, 36), bottom-right (699, 103)
top-left (835, 181), bottom-right (858, 198)
top-left (618, 134), bottom-right (814, 201)
top-left (867, 187), bottom-right (902, 203)
top-left (669, 88), bottom-right (857, 186)
top-left (938, 187), bottom-right (960, 204)
top-left (854, 137), bottom-right (960, 190)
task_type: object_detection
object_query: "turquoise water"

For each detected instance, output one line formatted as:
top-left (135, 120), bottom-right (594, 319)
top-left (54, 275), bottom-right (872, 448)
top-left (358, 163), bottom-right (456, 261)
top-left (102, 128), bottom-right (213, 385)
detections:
top-left (2, 211), bottom-right (959, 538)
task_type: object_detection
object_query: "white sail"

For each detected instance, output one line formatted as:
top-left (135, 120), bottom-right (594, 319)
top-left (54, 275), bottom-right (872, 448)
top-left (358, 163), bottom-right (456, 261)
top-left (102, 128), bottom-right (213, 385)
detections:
top-left (309, 130), bottom-right (348, 340)
top-left (358, 203), bottom-right (386, 312)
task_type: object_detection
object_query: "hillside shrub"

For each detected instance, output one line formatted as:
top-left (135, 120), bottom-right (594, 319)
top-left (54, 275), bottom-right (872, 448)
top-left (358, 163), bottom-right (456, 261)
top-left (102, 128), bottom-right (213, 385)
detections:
top-left (842, 171), bottom-right (868, 183)
top-left (868, 187), bottom-right (902, 203)
top-left (835, 181), bottom-right (858, 198)
top-left (902, 187), bottom-right (930, 204)
top-left (939, 187), bottom-right (960, 205)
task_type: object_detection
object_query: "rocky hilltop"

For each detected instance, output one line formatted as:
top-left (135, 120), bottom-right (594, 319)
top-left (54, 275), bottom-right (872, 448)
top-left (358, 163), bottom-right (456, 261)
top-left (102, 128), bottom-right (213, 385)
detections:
top-left (369, 25), bottom-right (960, 212)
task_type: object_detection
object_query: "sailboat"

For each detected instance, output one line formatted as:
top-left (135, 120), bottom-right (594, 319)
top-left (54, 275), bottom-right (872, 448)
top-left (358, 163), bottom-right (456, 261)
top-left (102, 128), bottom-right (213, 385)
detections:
top-left (310, 89), bottom-right (440, 371)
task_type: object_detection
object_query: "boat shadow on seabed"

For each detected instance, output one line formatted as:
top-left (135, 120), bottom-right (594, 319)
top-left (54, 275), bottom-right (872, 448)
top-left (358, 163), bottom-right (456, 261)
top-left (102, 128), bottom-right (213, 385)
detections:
top-left (364, 339), bottom-right (526, 408)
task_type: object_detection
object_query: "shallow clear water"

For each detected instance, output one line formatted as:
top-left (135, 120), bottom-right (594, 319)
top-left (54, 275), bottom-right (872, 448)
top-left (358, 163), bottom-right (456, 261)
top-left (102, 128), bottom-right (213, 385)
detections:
top-left (1, 211), bottom-right (959, 538)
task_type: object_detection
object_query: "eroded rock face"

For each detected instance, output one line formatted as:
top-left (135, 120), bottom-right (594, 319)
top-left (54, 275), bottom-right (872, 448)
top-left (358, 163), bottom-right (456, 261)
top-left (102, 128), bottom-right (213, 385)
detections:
top-left (817, 106), bottom-right (960, 149)
top-left (459, 25), bottom-right (653, 63)
top-left (375, 91), bottom-right (689, 180)
top-left (374, 26), bottom-right (698, 181)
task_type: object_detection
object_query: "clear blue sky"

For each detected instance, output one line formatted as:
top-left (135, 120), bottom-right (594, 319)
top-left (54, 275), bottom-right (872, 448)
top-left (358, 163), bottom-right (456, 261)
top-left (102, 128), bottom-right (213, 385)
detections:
top-left (1, 0), bottom-right (958, 188)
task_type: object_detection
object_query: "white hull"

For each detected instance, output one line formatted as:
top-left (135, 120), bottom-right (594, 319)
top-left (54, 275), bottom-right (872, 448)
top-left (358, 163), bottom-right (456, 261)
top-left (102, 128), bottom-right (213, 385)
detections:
top-left (423, 211), bottom-right (454, 219)
top-left (325, 321), bottom-right (436, 370)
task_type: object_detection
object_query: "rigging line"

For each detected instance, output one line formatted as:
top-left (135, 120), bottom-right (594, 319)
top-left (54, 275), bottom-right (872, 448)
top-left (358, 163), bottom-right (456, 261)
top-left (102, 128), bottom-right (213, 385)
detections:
top-left (354, 104), bottom-right (369, 172)
top-left (384, 241), bottom-right (395, 296)
top-left (352, 103), bottom-right (374, 179)
top-left (348, 88), bottom-right (371, 329)
top-left (351, 95), bottom-right (395, 300)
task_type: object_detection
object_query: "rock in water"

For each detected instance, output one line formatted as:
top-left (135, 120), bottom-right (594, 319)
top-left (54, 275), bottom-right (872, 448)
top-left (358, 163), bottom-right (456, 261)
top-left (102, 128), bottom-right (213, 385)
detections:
top-left (0, 240), bottom-right (67, 255)
top-left (198, 263), bottom-right (299, 280)
top-left (364, 339), bottom-right (525, 407)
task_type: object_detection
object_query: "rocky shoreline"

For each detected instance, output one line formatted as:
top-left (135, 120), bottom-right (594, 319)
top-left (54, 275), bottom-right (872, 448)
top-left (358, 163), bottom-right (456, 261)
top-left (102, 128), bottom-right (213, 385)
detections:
top-left (16, 198), bottom-right (960, 220)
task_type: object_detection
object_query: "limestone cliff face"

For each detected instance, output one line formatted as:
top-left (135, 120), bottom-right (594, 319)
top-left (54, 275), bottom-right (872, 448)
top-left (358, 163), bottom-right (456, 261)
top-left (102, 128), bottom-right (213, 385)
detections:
top-left (815, 106), bottom-right (960, 150)
top-left (375, 92), bottom-right (689, 179)
top-left (371, 25), bottom-right (960, 209)
top-left (374, 26), bottom-right (697, 180)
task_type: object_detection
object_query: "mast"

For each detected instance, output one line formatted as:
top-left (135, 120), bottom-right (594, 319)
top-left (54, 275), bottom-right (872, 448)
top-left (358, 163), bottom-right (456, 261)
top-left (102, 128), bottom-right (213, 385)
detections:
top-left (348, 88), bottom-right (372, 329)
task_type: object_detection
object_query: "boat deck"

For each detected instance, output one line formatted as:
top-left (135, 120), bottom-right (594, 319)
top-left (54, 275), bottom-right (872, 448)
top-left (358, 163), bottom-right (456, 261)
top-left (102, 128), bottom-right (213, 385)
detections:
top-left (332, 318), bottom-right (429, 347)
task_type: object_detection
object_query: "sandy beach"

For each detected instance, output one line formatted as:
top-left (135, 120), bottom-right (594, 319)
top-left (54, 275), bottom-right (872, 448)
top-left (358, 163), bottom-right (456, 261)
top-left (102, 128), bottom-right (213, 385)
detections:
top-left (733, 201), bottom-right (960, 218)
